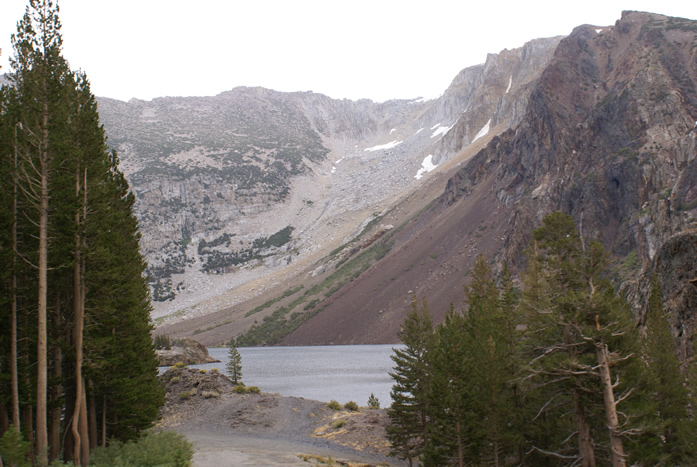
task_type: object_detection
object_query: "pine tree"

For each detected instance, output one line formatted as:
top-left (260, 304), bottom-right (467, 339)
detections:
top-left (424, 256), bottom-right (522, 466)
top-left (226, 339), bottom-right (243, 384)
top-left (629, 276), bottom-right (696, 463)
top-left (0, 1), bottom-right (164, 460)
top-left (387, 296), bottom-right (434, 466)
top-left (520, 212), bottom-right (642, 466)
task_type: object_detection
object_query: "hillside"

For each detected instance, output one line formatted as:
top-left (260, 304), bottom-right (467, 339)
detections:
top-left (101, 11), bottom-right (697, 347)
top-left (97, 36), bottom-right (561, 327)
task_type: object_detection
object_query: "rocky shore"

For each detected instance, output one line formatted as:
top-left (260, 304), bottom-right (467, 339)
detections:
top-left (158, 367), bottom-right (404, 466)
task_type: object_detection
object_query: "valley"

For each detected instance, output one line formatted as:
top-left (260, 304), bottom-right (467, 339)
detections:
top-left (97, 11), bottom-right (697, 348)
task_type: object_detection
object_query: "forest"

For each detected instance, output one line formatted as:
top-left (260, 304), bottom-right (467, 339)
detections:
top-left (388, 212), bottom-right (696, 466)
top-left (0, 1), bottom-right (164, 465)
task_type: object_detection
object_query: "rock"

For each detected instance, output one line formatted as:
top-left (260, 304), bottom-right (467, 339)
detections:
top-left (157, 337), bottom-right (220, 366)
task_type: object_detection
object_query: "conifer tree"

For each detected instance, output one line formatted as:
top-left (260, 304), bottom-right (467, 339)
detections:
top-left (629, 276), bottom-right (696, 463)
top-left (0, 1), bottom-right (164, 460)
top-left (226, 339), bottom-right (243, 384)
top-left (387, 296), bottom-right (434, 466)
top-left (520, 212), bottom-right (642, 466)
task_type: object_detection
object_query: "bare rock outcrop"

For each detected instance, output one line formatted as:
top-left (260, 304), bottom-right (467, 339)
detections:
top-left (156, 337), bottom-right (219, 366)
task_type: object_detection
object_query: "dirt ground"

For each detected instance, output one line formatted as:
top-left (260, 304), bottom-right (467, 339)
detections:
top-left (158, 367), bottom-right (406, 466)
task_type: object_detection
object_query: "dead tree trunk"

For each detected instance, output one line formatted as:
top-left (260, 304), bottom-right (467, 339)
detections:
top-left (597, 343), bottom-right (626, 467)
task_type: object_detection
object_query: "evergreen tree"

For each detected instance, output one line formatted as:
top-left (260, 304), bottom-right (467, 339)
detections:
top-left (226, 339), bottom-right (243, 384)
top-left (0, 1), bottom-right (164, 461)
top-left (387, 296), bottom-right (434, 466)
top-left (424, 257), bottom-right (522, 466)
top-left (520, 212), bottom-right (642, 466)
top-left (629, 276), bottom-right (696, 463)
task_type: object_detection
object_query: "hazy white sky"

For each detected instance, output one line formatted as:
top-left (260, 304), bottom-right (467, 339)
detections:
top-left (2, 1), bottom-right (697, 102)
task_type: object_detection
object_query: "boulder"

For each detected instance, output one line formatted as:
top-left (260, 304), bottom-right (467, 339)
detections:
top-left (157, 337), bottom-right (220, 366)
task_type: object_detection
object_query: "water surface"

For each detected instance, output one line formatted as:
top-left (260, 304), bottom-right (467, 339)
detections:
top-left (184, 344), bottom-right (400, 407)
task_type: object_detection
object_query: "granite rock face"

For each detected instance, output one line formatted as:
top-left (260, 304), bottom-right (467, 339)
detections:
top-left (156, 337), bottom-right (220, 366)
top-left (96, 37), bottom-right (561, 322)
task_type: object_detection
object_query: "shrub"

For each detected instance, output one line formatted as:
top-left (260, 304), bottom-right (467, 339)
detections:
top-left (173, 362), bottom-right (187, 368)
top-left (331, 419), bottom-right (347, 429)
top-left (178, 391), bottom-right (192, 400)
top-left (367, 393), bottom-right (380, 409)
top-left (232, 384), bottom-right (248, 394)
top-left (247, 386), bottom-right (261, 394)
top-left (153, 333), bottom-right (172, 350)
top-left (327, 400), bottom-right (342, 411)
top-left (209, 368), bottom-right (219, 374)
top-left (169, 376), bottom-right (180, 384)
top-left (0, 425), bottom-right (31, 467)
top-left (199, 369), bottom-right (207, 374)
top-left (344, 401), bottom-right (359, 412)
top-left (90, 430), bottom-right (194, 467)
top-left (201, 391), bottom-right (219, 398)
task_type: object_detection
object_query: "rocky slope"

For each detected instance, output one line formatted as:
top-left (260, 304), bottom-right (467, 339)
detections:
top-left (279, 11), bottom-right (697, 346)
top-left (102, 11), bottom-right (696, 349)
top-left (97, 35), bottom-right (562, 324)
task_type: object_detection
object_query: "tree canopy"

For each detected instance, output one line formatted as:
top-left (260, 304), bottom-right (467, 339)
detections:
top-left (0, 1), bottom-right (163, 464)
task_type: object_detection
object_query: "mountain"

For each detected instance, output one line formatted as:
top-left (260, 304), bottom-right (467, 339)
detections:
top-left (96, 35), bottom-right (561, 324)
top-left (98, 11), bottom-right (697, 348)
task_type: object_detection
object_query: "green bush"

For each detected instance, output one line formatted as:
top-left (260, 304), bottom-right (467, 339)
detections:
top-left (331, 419), bottom-right (347, 429)
top-left (367, 393), bottom-right (380, 409)
top-left (0, 425), bottom-right (31, 467)
top-left (169, 376), bottom-right (180, 384)
top-left (153, 333), bottom-right (172, 350)
top-left (173, 362), bottom-right (187, 369)
top-left (90, 430), bottom-right (194, 467)
top-left (327, 400), bottom-right (342, 411)
top-left (344, 401), bottom-right (359, 412)
top-left (232, 384), bottom-right (248, 394)
top-left (247, 386), bottom-right (261, 394)
top-left (178, 391), bottom-right (192, 400)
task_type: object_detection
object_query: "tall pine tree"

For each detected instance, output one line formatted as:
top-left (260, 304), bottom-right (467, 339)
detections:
top-left (0, 1), bottom-right (164, 462)
top-left (387, 296), bottom-right (434, 466)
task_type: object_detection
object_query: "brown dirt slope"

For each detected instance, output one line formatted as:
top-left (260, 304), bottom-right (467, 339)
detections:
top-left (282, 171), bottom-right (511, 345)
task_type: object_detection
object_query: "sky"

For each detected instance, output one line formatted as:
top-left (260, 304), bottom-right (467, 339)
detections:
top-left (2, 1), bottom-right (697, 103)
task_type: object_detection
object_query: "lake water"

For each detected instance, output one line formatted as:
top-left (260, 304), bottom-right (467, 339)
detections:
top-left (178, 344), bottom-right (401, 407)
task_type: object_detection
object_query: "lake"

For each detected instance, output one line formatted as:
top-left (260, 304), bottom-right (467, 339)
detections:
top-left (179, 344), bottom-right (401, 408)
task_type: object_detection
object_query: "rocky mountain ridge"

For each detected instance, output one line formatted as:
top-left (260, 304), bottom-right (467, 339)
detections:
top-left (99, 11), bottom-right (696, 348)
top-left (96, 34), bottom-right (562, 324)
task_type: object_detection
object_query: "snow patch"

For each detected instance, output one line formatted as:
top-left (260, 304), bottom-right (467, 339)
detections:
top-left (410, 97), bottom-right (426, 104)
top-left (472, 119), bottom-right (491, 143)
top-left (595, 28), bottom-right (603, 34)
top-left (389, 128), bottom-right (397, 134)
top-left (415, 128), bottom-right (424, 135)
top-left (331, 166), bottom-right (336, 174)
top-left (415, 154), bottom-right (438, 179)
top-left (431, 124), bottom-right (453, 138)
top-left (431, 123), bottom-right (440, 130)
top-left (506, 76), bottom-right (512, 94)
top-left (364, 140), bottom-right (403, 152)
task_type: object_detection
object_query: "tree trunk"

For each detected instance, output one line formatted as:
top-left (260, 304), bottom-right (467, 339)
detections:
top-left (88, 381), bottom-right (97, 450)
top-left (597, 343), bottom-right (626, 467)
top-left (101, 396), bottom-right (107, 447)
top-left (10, 126), bottom-right (20, 431)
top-left (72, 165), bottom-right (86, 466)
top-left (574, 389), bottom-right (596, 467)
top-left (35, 101), bottom-right (50, 466)
top-left (79, 382), bottom-right (90, 466)
top-left (49, 304), bottom-right (62, 462)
